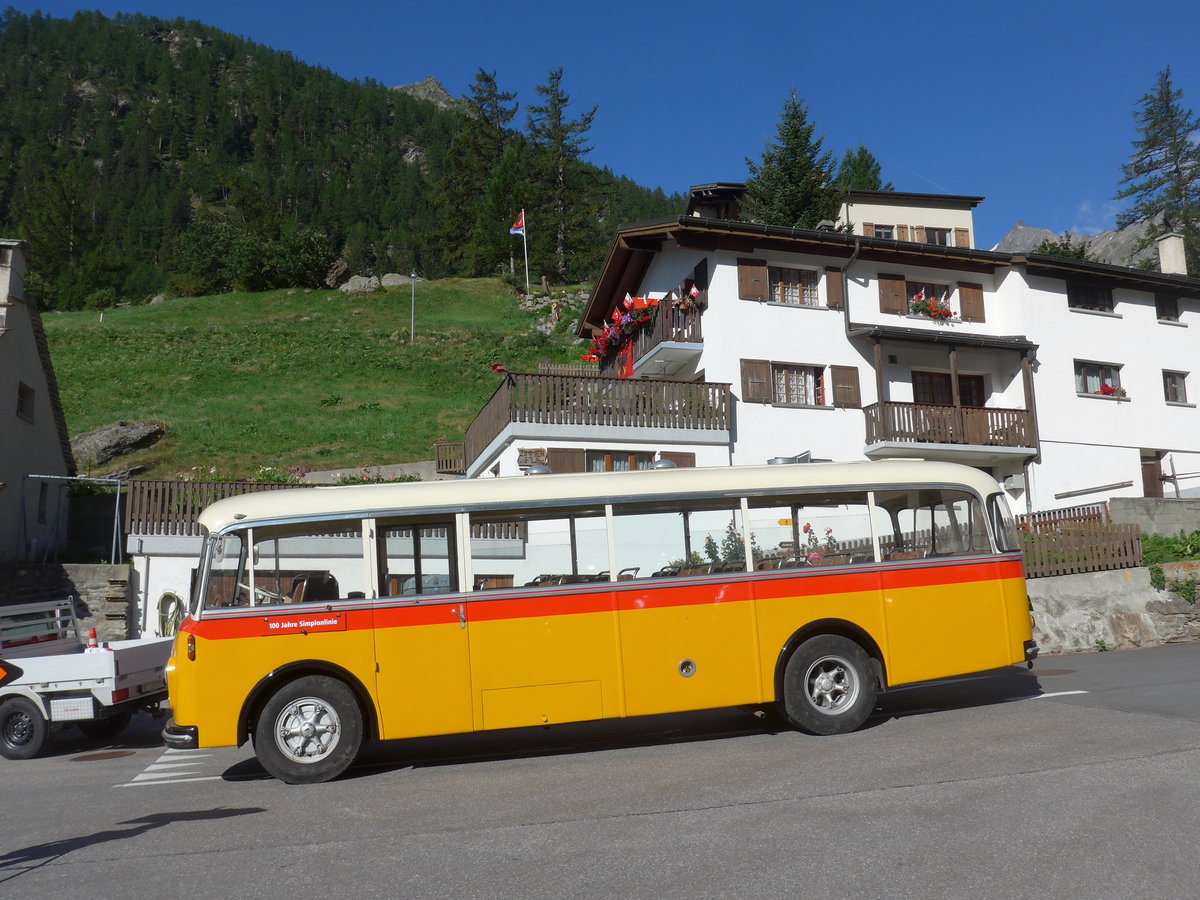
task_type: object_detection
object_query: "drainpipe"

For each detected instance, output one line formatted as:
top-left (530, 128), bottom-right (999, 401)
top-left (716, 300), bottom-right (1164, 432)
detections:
top-left (841, 236), bottom-right (863, 340)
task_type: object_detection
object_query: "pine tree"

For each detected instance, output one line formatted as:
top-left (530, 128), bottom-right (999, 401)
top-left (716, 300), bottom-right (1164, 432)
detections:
top-left (1115, 67), bottom-right (1200, 271)
top-left (833, 145), bottom-right (893, 192)
top-left (527, 67), bottom-right (598, 281)
top-left (743, 91), bottom-right (838, 229)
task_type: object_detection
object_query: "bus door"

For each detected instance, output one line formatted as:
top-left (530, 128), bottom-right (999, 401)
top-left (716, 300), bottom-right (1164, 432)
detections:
top-left (371, 520), bottom-right (473, 739)
top-left (873, 489), bottom-right (1012, 685)
top-left (465, 509), bottom-right (622, 731)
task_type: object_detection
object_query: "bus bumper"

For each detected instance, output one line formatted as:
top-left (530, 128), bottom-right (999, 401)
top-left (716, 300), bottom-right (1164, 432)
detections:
top-left (163, 717), bottom-right (199, 750)
top-left (1023, 639), bottom-right (1039, 665)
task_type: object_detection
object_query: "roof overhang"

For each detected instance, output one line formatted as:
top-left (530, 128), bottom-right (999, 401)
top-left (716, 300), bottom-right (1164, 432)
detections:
top-left (580, 217), bottom-right (1015, 335)
top-left (847, 324), bottom-right (1037, 353)
top-left (1017, 253), bottom-right (1200, 294)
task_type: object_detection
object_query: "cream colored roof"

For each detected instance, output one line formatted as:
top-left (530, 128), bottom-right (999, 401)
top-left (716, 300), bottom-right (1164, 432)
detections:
top-left (197, 460), bottom-right (1001, 534)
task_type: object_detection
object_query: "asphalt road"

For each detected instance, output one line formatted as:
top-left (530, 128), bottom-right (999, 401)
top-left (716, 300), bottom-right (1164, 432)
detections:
top-left (3, 643), bottom-right (1200, 899)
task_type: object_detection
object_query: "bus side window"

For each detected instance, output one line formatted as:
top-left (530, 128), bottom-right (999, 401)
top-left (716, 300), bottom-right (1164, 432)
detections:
top-left (612, 501), bottom-right (744, 577)
top-left (378, 521), bottom-right (457, 597)
top-left (235, 521), bottom-right (368, 606)
top-left (873, 489), bottom-right (990, 560)
top-left (469, 508), bottom-right (607, 589)
top-left (748, 493), bottom-right (874, 568)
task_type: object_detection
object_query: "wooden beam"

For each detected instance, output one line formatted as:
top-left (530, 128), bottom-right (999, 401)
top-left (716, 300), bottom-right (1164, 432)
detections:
top-left (873, 338), bottom-right (885, 406)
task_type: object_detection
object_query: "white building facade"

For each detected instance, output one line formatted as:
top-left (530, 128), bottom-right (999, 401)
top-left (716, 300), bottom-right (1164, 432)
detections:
top-left (442, 188), bottom-right (1200, 512)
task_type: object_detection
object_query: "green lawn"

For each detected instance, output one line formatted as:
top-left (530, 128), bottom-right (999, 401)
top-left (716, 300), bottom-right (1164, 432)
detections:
top-left (44, 280), bottom-right (585, 479)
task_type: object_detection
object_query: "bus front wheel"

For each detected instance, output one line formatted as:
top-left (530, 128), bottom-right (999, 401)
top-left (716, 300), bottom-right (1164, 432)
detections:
top-left (781, 635), bottom-right (877, 735)
top-left (253, 676), bottom-right (362, 784)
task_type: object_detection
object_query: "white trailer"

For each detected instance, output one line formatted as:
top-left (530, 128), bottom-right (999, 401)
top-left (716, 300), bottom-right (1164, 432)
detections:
top-left (0, 599), bottom-right (172, 759)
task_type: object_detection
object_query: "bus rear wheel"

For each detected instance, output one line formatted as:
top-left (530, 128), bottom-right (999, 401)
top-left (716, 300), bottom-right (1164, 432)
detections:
top-left (254, 676), bottom-right (362, 784)
top-left (781, 635), bottom-right (877, 735)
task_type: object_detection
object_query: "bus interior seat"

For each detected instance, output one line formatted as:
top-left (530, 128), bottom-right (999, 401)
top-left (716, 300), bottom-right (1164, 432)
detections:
top-left (651, 565), bottom-right (681, 577)
top-left (292, 572), bottom-right (340, 603)
top-left (617, 567), bottom-right (640, 580)
top-left (886, 550), bottom-right (925, 561)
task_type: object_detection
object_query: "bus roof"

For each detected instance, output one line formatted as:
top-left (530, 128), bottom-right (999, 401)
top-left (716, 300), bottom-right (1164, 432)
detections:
top-left (197, 460), bottom-right (1004, 534)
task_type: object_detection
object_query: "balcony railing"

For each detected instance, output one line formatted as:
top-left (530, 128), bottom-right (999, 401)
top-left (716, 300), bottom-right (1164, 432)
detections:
top-left (864, 402), bottom-right (1034, 448)
top-left (600, 305), bottom-right (702, 377)
top-left (462, 373), bottom-right (731, 473)
top-left (435, 441), bottom-right (466, 475)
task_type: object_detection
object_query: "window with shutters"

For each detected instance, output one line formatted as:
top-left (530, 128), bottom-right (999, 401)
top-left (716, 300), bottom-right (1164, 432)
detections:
top-left (773, 364), bottom-right (824, 406)
top-left (874, 224), bottom-right (894, 239)
top-left (586, 450), bottom-right (655, 472)
top-left (1163, 371), bottom-right (1189, 404)
top-left (742, 359), bottom-right (833, 407)
top-left (768, 266), bottom-right (820, 306)
top-left (1067, 283), bottom-right (1114, 313)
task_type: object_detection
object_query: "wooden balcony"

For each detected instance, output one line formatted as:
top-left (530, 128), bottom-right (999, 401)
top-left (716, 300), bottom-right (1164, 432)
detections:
top-left (600, 305), bottom-right (702, 378)
top-left (462, 373), bottom-right (731, 474)
top-left (864, 402), bottom-right (1035, 449)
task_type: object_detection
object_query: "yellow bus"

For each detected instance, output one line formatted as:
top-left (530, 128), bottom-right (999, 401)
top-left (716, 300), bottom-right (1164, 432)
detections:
top-left (163, 460), bottom-right (1036, 783)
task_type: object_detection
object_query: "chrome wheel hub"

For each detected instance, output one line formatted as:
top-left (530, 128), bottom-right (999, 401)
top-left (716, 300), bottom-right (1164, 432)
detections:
top-left (275, 697), bottom-right (341, 764)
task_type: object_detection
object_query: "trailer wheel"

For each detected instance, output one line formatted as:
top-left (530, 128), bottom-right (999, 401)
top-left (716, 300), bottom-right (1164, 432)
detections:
top-left (78, 710), bottom-right (133, 741)
top-left (0, 697), bottom-right (49, 760)
top-left (253, 675), bottom-right (362, 784)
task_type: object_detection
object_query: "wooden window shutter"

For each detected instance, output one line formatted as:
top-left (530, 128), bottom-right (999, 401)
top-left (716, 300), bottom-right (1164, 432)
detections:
top-left (659, 451), bottom-right (696, 468)
top-left (824, 267), bottom-right (844, 309)
top-left (737, 258), bottom-right (768, 301)
top-left (912, 225), bottom-right (926, 243)
top-left (740, 358), bottom-right (772, 403)
top-left (878, 273), bottom-right (907, 315)
top-left (830, 366), bottom-right (862, 409)
top-left (896, 224), bottom-right (910, 242)
top-left (954, 227), bottom-right (970, 248)
top-left (958, 282), bottom-right (985, 323)
top-left (548, 448), bottom-right (585, 474)
top-left (862, 222), bottom-right (874, 237)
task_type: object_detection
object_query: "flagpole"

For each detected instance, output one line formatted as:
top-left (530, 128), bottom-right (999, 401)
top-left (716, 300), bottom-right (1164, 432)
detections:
top-left (521, 208), bottom-right (530, 296)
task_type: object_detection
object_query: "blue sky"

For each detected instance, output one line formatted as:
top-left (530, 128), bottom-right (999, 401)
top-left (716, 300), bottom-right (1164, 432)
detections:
top-left (16, 0), bottom-right (1200, 249)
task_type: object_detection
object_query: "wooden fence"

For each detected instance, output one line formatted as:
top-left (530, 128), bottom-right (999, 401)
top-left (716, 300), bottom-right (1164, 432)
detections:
top-left (1020, 521), bottom-right (1141, 578)
top-left (1017, 503), bottom-right (1109, 530)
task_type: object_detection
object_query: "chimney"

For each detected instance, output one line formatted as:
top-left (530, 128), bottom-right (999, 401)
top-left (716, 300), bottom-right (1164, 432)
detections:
top-left (1156, 232), bottom-right (1188, 275)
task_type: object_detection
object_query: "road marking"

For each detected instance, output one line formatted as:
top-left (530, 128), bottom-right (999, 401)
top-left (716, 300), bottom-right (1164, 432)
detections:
top-left (1030, 690), bottom-right (1090, 699)
top-left (116, 749), bottom-right (222, 787)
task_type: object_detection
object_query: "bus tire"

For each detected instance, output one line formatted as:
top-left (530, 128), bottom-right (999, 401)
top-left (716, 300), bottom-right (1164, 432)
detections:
top-left (78, 710), bottom-right (133, 741)
top-left (0, 697), bottom-right (49, 760)
top-left (781, 635), bottom-right (877, 736)
top-left (253, 675), bottom-right (362, 784)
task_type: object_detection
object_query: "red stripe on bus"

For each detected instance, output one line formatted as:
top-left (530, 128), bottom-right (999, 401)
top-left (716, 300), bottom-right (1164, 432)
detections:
top-left (187, 557), bottom-right (1025, 639)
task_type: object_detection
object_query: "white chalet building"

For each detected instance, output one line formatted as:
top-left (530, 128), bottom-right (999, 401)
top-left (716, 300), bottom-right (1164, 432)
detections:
top-left (440, 186), bottom-right (1200, 512)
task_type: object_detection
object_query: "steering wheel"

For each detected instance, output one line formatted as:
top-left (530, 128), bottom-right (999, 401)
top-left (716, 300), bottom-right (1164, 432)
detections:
top-left (236, 582), bottom-right (288, 603)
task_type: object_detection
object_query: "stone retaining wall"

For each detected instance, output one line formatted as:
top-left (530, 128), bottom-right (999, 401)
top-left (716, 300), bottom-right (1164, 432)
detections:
top-left (0, 563), bottom-right (132, 641)
top-left (1028, 566), bottom-right (1200, 655)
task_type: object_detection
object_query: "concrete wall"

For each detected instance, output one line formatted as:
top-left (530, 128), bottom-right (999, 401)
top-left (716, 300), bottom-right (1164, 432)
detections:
top-left (0, 563), bottom-right (133, 640)
top-left (1109, 498), bottom-right (1200, 536)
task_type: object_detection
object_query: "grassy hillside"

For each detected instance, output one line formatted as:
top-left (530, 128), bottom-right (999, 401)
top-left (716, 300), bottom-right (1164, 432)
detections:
top-left (44, 279), bottom-right (584, 479)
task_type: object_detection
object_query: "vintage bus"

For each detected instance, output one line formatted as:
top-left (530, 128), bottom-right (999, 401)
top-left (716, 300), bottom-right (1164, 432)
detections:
top-left (163, 460), bottom-right (1036, 783)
